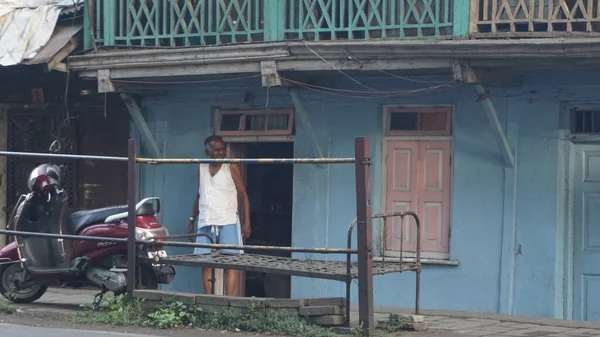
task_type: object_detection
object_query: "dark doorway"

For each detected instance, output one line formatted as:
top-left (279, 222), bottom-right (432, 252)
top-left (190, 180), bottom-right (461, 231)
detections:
top-left (243, 142), bottom-right (294, 299)
top-left (75, 95), bottom-right (129, 209)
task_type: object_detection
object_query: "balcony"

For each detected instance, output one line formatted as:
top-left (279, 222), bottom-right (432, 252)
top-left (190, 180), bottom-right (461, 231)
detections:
top-left (471, 0), bottom-right (600, 38)
top-left (83, 0), bottom-right (469, 49)
top-left (72, 0), bottom-right (600, 81)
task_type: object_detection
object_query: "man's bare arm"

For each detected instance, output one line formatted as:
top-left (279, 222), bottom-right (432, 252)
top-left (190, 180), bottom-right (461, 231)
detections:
top-left (230, 164), bottom-right (251, 239)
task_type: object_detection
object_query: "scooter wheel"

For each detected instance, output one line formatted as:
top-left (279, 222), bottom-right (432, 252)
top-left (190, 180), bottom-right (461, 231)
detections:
top-left (0, 263), bottom-right (47, 303)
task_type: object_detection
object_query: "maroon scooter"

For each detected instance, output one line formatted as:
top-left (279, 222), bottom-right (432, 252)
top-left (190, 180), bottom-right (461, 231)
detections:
top-left (0, 144), bottom-right (175, 305)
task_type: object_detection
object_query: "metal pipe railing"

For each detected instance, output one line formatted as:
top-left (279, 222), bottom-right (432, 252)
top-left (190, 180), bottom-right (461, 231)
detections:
top-left (372, 211), bottom-right (422, 315)
top-left (0, 150), bottom-right (354, 165)
top-left (0, 229), bottom-right (128, 243)
top-left (0, 151), bottom-right (127, 162)
top-left (148, 240), bottom-right (357, 254)
top-left (0, 229), bottom-right (358, 254)
top-left (136, 157), bottom-right (355, 164)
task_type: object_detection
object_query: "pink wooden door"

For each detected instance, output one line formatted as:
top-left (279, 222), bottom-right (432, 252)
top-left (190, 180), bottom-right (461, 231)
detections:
top-left (385, 141), bottom-right (419, 252)
top-left (385, 140), bottom-right (451, 254)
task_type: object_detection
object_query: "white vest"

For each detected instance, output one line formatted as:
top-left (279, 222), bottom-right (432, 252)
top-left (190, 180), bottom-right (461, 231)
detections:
top-left (197, 163), bottom-right (238, 227)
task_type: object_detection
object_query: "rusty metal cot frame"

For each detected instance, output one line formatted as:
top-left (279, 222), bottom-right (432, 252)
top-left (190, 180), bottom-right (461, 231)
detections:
top-left (0, 136), bottom-right (422, 337)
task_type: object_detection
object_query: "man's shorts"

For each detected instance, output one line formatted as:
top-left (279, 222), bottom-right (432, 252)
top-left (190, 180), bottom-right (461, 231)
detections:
top-left (194, 222), bottom-right (244, 255)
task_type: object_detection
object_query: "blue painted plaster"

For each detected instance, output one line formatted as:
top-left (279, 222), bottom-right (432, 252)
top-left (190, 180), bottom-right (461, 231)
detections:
top-left (131, 72), bottom-right (600, 319)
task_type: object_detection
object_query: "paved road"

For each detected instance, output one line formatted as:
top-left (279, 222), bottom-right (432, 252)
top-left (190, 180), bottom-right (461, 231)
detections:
top-left (2, 323), bottom-right (157, 337)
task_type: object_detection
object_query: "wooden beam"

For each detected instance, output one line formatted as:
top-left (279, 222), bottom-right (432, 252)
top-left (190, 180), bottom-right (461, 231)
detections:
top-left (44, 36), bottom-right (79, 73)
top-left (452, 59), bottom-right (520, 87)
top-left (289, 88), bottom-right (324, 160)
top-left (98, 69), bottom-right (116, 93)
top-left (120, 93), bottom-right (161, 159)
top-left (51, 63), bottom-right (68, 72)
top-left (473, 85), bottom-right (515, 168)
top-left (467, 68), bottom-right (520, 87)
top-left (261, 61), bottom-right (281, 87)
top-left (69, 38), bottom-right (600, 69)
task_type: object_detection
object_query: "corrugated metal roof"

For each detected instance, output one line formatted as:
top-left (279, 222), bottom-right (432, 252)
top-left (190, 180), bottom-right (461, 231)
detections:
top-left (59, 3), bottom-right (83, 16)
top-left (0, 0), bottom-right (83, 66)
top-left (23, 24), bottom-right (81, 65)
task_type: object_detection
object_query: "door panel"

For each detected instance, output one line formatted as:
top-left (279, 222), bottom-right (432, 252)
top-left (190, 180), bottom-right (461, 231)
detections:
top-left (419, 141), bottom-right (451, 253)
top-left (385, 140), bottom-right (451, 254)
top-left (573, 146), bottom-right (600, 321)
top-left (385, 141), bottom-right (419, 252)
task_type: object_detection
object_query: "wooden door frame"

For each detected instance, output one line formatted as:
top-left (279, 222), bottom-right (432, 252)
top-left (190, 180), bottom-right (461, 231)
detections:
top-left (559, 103), bottom-right (600, 320)
top-left (222, 137), bottom-right (295, 298)
top-left (380, 104), bottom-right (455, 260)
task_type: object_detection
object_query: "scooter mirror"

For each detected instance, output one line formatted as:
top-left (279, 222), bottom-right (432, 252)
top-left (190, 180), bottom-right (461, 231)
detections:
top-left (49, 140), bottom-right (61, 153)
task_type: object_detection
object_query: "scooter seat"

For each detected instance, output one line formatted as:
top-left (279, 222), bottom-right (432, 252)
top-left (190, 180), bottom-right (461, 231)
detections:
top-left (66, 203), bottom-right (155, 234)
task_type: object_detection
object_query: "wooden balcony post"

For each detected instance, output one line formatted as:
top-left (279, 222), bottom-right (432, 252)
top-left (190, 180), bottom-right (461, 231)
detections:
top-left (263, 0), bottom-right (285, 41)
top-left (83, 0), bottom-right (91, 49)
top-left (453, 0), bottom-right (471, 38)
top-left (103, 0), bottom-right (116, 45)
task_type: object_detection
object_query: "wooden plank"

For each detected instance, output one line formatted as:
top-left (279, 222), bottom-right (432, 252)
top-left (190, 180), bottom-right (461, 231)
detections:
top-left (299, 306), bottom-right (345, 316)
top-left (97, 69), bottom-right (116, 93)
top-left (454, 63), bottom-right (521, 87)
top-left (44, 36), bottom-right (79, 73)
top-left (474, 84), bottom-right (515, 168)
top-left (120, 93), bottom-right (161, 159)
top-left (289, 88), bottom-right (324, 159)
top-left (309, 315), bottom-right (345, 326)
top-left (469, 0), bottom-right (480, 34)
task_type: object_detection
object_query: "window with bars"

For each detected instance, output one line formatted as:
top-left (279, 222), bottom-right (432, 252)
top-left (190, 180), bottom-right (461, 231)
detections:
top-left (215, 109), bottom-right (295, 136)
top-left (571, 109), bottom-right (600, 134)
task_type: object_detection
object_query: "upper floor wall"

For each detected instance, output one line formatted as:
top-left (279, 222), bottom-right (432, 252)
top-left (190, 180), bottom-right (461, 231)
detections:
top-left (84, 0), bottom-right (600, 49)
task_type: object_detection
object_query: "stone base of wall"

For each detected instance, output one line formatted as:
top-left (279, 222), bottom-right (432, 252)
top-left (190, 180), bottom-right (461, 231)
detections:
top-left (133, 290), bottom-right (347, 326)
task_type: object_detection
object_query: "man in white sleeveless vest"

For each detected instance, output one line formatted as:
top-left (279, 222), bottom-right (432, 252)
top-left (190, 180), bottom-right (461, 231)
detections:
top-left (187, 135), bottom-right (251, 295)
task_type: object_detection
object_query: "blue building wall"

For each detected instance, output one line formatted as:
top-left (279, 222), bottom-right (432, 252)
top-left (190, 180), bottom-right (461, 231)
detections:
top-left (133, 73), bottom-right (600, 319)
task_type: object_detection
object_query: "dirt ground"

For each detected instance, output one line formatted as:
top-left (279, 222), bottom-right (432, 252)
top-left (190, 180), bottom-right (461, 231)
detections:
top-left (0, 311), bottom-right (460, 337)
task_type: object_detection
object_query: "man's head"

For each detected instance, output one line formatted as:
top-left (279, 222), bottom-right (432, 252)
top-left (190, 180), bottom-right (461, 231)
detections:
top-left (204, 135), bottom-right (226, 159)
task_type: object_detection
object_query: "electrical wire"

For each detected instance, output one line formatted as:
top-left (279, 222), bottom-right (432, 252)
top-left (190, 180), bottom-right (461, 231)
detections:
top-left (279, 76), bottom-right (456, 95)
top-left (341, 50), bottom-right (452, 85)
top-left (112, 73), bottom-right (458, 98)
top-left (302, 41), bottom-right (380, 93)
top-left (280, 76), bottom-right (459, 99)
top-left (377, 69), bottom-right (453, 84)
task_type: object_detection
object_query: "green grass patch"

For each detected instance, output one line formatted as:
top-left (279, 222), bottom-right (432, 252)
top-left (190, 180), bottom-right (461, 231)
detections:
top-left (72, 295), bottom-right (338, 337)
top-left (0, 300), bottom-right (16, 314)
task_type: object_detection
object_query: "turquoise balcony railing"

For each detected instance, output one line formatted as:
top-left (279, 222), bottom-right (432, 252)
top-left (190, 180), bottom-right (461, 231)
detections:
top-left (84, 0), bottom-right (470, 49)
